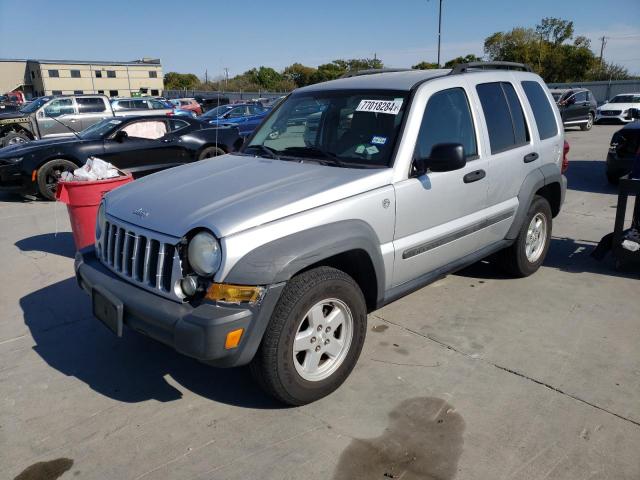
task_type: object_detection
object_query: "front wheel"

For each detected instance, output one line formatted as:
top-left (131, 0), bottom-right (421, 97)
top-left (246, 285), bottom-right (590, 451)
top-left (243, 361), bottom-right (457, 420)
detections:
top-left (498, 196), bottom-right (552, 277)
top-left (250, 266), bottom-right (367, 405)
top-left (36, 159), bottom-right (77, 201)
top-left (2, 131), bottom-right (31, 147)
top-left (580, 113), bottom-right (594, 131)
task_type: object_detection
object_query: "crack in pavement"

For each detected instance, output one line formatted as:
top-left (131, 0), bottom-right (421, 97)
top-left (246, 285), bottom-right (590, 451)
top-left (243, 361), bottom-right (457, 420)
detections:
top-left (371, 314), bottom-right (640, 429)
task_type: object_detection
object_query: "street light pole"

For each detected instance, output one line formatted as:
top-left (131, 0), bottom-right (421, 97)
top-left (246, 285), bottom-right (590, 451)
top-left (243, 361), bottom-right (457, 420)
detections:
top-left (437, 0), bottom-right (443, 67)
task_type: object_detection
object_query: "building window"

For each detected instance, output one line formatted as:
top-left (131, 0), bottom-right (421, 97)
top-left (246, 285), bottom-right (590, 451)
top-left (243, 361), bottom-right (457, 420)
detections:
top-left (107, 70), bottom-right (116, 78)
top-left (95, 70), bottom-right (102, 78)
top-left (52, 90), bottom-right (62, 95)
top-left (74, 90), bottom-right (83, 95)
top-left (109, 90), bottom-right (118, 97)
top-left (151, 89), bottom-right (159, 96)
top-left (48, 70), bottom-right (59, 78)
top-left (71, 70), bottom-right (81, 78)
top-left (30, 71), bottom-right (35, 79)
top-left (97, 90), bottom-right (104, 94)
top-left (149, 71), bottom-right (158, 78)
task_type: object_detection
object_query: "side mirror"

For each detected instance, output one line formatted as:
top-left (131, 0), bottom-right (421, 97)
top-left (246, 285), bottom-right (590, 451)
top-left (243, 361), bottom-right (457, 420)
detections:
top-left (414, 143), bottom-right (466, 176)
top-left (627, 108), bottom-right (640, 120)
top-left (37, 110), bottom-right (45, 119)
top-left (114, 130), bottom-right (128, 142)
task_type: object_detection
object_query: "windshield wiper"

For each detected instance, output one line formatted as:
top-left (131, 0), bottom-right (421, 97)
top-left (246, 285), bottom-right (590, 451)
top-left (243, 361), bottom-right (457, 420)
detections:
top-left (243, 144), bottom-right (281, 159)
top-left (281, 146), bottom-right (345, 167)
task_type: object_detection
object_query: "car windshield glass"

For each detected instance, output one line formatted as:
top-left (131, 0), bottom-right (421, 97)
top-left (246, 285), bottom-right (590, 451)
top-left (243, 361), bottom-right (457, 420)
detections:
top-left (244, 90), bottom-right (408, 168)
top-left (19, 97), bottom-right (49, 113)
top-left (200, 105), bottom-right (232, 118)
top-left (79, 118), bottom-right (123, 139)
top-left (610, 95), bottom-right (640, 103)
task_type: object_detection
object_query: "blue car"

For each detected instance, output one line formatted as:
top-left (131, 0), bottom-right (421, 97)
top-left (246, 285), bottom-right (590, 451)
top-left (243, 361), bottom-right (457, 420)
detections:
top-left (199, 103), bottom-right (269, 136)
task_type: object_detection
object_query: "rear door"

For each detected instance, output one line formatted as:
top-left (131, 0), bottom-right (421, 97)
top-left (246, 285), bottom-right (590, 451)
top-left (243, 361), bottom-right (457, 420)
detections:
top-left (392, 78), bottom-right (490, 287)
top-left (77, 97), bottom-right (111, 130)
top-left (566, 91), bottom-right (589, 124)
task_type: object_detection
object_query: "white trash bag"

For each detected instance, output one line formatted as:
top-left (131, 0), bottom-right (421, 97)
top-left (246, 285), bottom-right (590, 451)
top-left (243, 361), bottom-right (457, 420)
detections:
top-left (65, 157), bottom-right (122, 181)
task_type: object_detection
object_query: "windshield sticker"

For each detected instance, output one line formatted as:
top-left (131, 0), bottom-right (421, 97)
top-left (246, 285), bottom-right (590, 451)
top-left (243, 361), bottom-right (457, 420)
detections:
top-left (355, 144), bottom-right (366, 154)
top-left (366, 145), bottom-right (379, 155)
top-left (371, 136), bottom-right (387, 145)
top-left (355, 99), bottom-right (403, 115)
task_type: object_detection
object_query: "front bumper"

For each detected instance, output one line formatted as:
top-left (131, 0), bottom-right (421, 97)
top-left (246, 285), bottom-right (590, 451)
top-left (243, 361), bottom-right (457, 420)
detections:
top-left (595, 113), bottom-right (631, 124)
top-left (74, 247), bottom-right (284, 367)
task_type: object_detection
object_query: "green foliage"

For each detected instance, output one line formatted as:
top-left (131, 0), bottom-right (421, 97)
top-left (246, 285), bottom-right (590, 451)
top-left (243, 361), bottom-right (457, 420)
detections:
top-left (412, 61), bottom-right (439, 70)
top-left (483, 16), bottom-right (631, 82)
top-left (283, 63), bottom-right (316, 88)
top-left (163, 72), bottom-right (200, 90)
top-left (586, 61), bottom-right (632, 81)
top-left (443, 54), bottom-right (483, 68)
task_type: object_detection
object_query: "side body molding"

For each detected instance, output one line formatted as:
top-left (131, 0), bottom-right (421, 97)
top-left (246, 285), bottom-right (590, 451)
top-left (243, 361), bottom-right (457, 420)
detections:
top-left (506, 163), bottom-right (564, 240)
top-left (224, 220), bottom-right (386, 304)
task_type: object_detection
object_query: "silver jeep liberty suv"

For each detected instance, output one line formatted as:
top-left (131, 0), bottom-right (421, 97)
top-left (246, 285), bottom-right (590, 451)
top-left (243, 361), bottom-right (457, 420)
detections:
top-left (75, 62), bottom-right (567, 405)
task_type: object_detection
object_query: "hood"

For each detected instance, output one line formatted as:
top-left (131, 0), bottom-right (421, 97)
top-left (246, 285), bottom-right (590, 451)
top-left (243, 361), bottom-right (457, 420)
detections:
top-left (105, 154), bottom-right (392, 238)
top-left (0, 110), bottom-right (29, 121)
top-left (0, 136), bottom-right (81, 156)
top-left (599, 102), bottom-right (638, 111)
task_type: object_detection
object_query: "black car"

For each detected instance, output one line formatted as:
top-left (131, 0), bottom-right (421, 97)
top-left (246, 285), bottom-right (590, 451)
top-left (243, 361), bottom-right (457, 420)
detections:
top-left (550, 88), bottom-right (598, 131)
top-left (0, 116), bottom-right (243, 200)
top-left (606, 113), bottom-right (640, 184)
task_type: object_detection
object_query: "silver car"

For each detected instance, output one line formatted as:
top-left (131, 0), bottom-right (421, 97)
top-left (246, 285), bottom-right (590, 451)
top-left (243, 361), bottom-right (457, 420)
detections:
top-left (75, 62), bottom-right (567, 405)
top-left (111, 97), bottom-right (173, 117)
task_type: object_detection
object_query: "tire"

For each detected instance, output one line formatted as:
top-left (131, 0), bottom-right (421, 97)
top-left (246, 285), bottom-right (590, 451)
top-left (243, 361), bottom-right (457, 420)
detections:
top-left (198, 146), bottom-right (225, 160)
top-left (250, 266), bottom-right (367, 405)
top-left (36, 159), bottom-right (78, 201)
top-left (2, 131), bottom-right (31, 147)
top-left (606, 169), bottom-right (621, 185)
top-left (580, 113), bottom-right (594, 131)
top-left (498, 195), bottom-right (552, 277)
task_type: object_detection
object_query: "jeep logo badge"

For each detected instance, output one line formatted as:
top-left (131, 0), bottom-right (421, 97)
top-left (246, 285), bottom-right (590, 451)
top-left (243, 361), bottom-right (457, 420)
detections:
top-left (132, 208), bottom-right (149, 218)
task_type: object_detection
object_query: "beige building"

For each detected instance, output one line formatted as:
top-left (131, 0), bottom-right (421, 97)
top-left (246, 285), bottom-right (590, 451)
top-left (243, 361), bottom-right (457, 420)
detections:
top-left (1, 58), bottom-right (164, 98)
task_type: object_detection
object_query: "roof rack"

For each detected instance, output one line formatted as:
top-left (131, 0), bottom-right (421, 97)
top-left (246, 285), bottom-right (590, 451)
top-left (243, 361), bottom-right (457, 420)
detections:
top-left (449, 61), bottom-right (533, 74)
top-left (340, 68), bottom-right (413, 78)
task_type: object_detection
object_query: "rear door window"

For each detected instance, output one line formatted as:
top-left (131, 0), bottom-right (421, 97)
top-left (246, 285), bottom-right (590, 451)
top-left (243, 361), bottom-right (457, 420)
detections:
top-left (476, 82), bottom-right (529, 154)
top-left (521, 81), bottom-right (558, 140)
top-left (77, 97), bottom-right (106, 113)
top-left (415, 87), bottom-right (478, 160)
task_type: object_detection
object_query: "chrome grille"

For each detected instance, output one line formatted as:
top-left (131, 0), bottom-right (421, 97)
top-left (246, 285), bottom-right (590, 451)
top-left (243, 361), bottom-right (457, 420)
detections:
top-left (601, 110), bottom-right (622, 116)
top-left (97, 216), bottom-right (183, 300)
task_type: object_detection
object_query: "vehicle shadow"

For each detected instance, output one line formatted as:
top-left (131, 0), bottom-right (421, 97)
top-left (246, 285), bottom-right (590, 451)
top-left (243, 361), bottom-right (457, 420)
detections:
top-left (0, 191), bottom-right (35, 203)
top-left (20, 277), bottom-right (284, 409)
top-left (456, 237), bottom-right (639, 280)
top-left (565, 159), bottom-right (618, 194)
top-left (15, 232), bottom-right (76, 259)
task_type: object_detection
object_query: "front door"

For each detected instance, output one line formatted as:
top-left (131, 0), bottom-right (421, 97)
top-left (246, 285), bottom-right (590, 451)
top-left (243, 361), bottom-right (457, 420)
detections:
top-left (392, 81), bottom-right (489, 287)
top-left (38, 98), bottom-right (81, 137)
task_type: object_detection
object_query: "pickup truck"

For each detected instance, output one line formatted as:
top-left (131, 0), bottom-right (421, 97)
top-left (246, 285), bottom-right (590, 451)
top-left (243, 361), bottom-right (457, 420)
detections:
top-left (0, 94), bottom-right (162, 147)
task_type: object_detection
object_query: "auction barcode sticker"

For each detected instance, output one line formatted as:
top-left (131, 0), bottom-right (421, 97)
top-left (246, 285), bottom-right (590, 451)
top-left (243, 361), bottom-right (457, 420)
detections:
top-left (355, 99), bottom-right (403, 115)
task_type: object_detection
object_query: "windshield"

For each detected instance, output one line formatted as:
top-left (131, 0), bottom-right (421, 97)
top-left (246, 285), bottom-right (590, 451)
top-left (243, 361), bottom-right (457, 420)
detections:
top-left (244, 90), bottom-right (408, 168)
top-left (610, 94), bottom-right (640, 103)
top-left (201, 105), bottom-right (233, 119)
top-left (20, 97), bottom-right (50, 113)
top-left (78, 118), bottom-right (123, 139)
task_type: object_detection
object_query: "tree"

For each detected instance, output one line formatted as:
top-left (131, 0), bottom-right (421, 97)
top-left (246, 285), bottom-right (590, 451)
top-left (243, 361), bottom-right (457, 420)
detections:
top-left (536, 17), bottom-right (573, 45)
top-left (586, 61), bottom-right (632, 81)
top-left (311, 58), bottom-right (384, 83)
top-left (412, 61), bottom-right (439, 70)
top-left (163, 72), bottom-right (200, 90)
top-left (283, 63), bottom-right (317, 87)
top-left (443, 54), bottom-right (482, 68)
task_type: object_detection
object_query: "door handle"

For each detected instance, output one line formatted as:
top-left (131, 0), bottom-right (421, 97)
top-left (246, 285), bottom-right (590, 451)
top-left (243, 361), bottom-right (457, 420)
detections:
top-left (524, 152), bottom-right (539, 163)
top-left (463, 169), bottom-right (486, 183)
top-left (162, 138), bottom-right (175, 143)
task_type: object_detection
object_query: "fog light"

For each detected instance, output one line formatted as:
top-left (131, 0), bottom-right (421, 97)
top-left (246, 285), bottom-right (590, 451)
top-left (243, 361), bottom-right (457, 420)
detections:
top-left (206, 283), bottom-right (264, 304)
top-left (180, 275), bottom-right (198, 297)
top-left (225, 328), bottom-right (244, 349)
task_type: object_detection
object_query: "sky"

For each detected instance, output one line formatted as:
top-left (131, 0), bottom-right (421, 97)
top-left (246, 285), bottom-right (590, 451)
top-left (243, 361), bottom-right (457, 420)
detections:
top-left (1, 0), bottom-right (639, 79)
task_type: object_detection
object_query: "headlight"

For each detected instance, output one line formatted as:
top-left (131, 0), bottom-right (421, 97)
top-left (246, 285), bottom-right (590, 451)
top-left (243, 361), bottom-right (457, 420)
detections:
top-left (7, 157), bottom-right (23, 163)
top-left (188, 231), bottom-right (221, 276)
top-left (96, 202), bottom-right (105, 240)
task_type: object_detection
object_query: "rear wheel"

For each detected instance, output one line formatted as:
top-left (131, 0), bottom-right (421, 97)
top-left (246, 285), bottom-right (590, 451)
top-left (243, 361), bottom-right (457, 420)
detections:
top-left (250, 266), bottom-right (367, 405)
top-left (2, 131), bottom-right (31, 147)
top-left (499, 196), bottom-right (552, 277)
top-left (580, 113), bottom-right (594, 131)
top-left (36, 159), bottom-right (77, 201)
top-left (198, 146), bottom-right (225, 160)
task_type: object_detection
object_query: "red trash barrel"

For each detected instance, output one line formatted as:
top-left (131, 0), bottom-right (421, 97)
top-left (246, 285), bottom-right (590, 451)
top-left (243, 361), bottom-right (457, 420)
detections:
top-left (56, 174), bottom-right (133, 250)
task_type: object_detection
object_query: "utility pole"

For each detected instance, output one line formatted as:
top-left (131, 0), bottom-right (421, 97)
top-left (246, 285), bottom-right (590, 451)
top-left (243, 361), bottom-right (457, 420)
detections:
top-left (224, 67), bottom-right (229, 91)
top-left (599, 36), bottom-right (607, 65)
top-left (205, 69), bottom-right (208, 84)
top-left (437, 0), bottom-right (443, 67)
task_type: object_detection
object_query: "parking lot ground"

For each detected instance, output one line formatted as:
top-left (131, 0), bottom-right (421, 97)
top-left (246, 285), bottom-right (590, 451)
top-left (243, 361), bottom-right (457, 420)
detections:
top-left (1, 124), bottom-right (639, 479)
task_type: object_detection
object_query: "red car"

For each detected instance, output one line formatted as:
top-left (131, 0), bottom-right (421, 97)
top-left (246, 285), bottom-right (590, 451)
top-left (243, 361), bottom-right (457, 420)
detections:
top-left (169, 98), bottom-right (202, 116)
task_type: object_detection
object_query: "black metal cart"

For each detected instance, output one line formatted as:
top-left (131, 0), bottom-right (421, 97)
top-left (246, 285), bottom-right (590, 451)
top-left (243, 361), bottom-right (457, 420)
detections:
top-left (612, 175), bottom-right (640, 268)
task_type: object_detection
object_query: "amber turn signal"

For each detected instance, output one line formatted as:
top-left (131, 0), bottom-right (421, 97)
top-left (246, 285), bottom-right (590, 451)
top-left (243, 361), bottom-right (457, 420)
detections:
top-left (205, 283), bottom-right (263, 304)
top-left (225, 328), bottom-right (244, 349)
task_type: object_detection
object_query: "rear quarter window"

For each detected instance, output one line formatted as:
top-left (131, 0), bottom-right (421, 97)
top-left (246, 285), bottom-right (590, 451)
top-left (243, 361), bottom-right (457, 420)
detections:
top-left (521, 81), bottom-right (558, 140)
